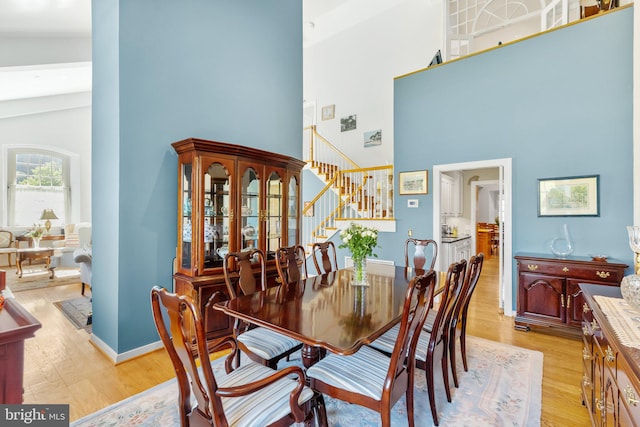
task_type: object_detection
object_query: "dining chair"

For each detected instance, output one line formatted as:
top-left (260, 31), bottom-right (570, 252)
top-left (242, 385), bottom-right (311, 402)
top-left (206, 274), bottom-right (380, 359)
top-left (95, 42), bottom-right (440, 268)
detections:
top-left (222, 249), bottom-right (302, 369)
top-left (368, 259), bottom-right (467, 426)
top-left (275, 245), bottom-right (308, 285)
top-left (306, 270), bottom-right (436, 427)
top-left (150, 286), bottom-right (326, 427)
top-left (448, 253), bottom-right (484, 387)
top-left (404, 238), bottom-right (437, 271)
top-left (311, 241), bottom-right (338, 275)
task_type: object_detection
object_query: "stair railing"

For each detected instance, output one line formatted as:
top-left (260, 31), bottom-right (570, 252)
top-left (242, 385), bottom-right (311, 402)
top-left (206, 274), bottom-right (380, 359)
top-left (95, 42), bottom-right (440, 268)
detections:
top-left (302, 124), bottom-right (395, 250)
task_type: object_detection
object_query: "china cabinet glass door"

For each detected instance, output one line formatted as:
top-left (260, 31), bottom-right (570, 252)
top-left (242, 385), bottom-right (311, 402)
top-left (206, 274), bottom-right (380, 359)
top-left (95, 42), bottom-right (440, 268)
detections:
top-left (240, 166), bottom-right (260, 252)
top-left (181, 162), bottom-right (193, 270)
top-left (287, 175), bottom-right (299, 246)
top-left (204, 161), bottom-right (231, 271)
top-left (265, 171), bottom-right (283, 259)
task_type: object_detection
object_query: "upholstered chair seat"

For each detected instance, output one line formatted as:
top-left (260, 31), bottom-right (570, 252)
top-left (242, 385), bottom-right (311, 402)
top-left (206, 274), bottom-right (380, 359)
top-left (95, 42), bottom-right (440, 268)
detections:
top-left (236, 327), bottom-right (302, 361)
top-left (213, 362), bottom-right (316, 426)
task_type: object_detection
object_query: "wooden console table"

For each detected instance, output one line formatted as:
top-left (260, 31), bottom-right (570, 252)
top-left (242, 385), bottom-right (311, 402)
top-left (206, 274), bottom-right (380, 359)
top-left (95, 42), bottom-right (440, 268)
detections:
top-left (515, 253), bottom-right (628, 337)
top-left (16, 248), bottom-right (56, 279)
top-left (0, 297), bottom-right (41, 403)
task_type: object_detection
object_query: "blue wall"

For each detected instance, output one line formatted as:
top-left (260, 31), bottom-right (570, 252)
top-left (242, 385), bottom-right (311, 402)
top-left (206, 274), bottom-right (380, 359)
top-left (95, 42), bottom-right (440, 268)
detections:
top-left (92, 0), bottom-right (302, 353)
top-left (392, 9), bottom-right (634, 291)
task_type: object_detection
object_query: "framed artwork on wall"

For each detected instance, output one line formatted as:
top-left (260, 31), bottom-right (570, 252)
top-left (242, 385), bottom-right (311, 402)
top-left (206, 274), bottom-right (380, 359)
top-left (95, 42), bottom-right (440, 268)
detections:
top-left (321, 104), bottom-right (335, 120)
top-left (538, 174), bottom-right (600, 216)
top-left (399, 170), bottom-right (428, 195)
top-left (364, 129), bottom-right (382, 147)
top-left (340, 114), bottom-right (357, 132)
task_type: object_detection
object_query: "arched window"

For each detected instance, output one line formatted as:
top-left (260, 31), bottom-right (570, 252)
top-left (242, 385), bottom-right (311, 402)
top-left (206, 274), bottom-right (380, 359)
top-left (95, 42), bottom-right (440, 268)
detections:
top-left (7, 148), bottom-right (70, 226)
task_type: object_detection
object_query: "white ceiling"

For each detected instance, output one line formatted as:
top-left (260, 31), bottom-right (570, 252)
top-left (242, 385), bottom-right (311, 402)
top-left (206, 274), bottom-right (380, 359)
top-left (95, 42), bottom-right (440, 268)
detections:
top-left (0, 0), bottom-right (391, 101)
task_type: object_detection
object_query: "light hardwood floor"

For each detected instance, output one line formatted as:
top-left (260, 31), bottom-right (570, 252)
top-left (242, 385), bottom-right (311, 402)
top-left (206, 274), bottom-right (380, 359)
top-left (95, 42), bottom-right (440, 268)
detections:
top-left (12, 255), bottom-right (591, 425)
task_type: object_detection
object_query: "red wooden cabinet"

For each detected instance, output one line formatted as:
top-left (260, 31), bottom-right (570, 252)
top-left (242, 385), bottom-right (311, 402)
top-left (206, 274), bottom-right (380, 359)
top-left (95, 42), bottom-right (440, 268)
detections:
top-left (515, 254), bottom-right (628, 336)
top-left (0, 297), bottom-right (41, 403)
top-left (172, 138), bottom-right (304, 340)
top-left (581, 284), bottom-right (640, 426)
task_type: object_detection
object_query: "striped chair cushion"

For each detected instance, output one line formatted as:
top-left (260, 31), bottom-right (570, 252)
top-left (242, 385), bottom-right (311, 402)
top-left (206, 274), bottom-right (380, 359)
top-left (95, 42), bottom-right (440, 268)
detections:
top-left (216, 362), bottom-right (315, 426)
top-left (237, 327), bottom-right (301, 360)
top-left (306, 345), bottom-right (391, 400)
top-left (367, 323), bottom-right (431, 363)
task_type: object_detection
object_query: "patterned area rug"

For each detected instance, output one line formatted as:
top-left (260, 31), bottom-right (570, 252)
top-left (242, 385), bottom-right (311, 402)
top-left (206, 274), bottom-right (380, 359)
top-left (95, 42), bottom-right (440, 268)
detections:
top-left (2, 265), bottom-right (81, 292)
top-left (53, 296), bottom-right (92, 333)
top-left (70, 336), bottom-right (542, 426)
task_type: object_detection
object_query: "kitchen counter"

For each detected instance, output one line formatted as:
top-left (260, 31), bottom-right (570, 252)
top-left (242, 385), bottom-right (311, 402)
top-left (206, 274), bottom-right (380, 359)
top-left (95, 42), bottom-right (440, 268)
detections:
top-left (441, 234), bottom-right (470, 244)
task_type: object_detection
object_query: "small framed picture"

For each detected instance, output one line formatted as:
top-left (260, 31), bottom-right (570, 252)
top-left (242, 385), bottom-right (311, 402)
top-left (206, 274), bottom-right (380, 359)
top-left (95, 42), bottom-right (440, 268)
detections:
top-left (407, 199), bottom-right (419, 208)
top-left (340, 114), bottom-right (357, 132)
top-left (538, 174), bottom-right (600, 217)
top-left (364, 129), bottom-right (382, 147)
top-left (321, 104), bottom-right (335, 120)
top-left (399, 170), bottom-right (428, 195)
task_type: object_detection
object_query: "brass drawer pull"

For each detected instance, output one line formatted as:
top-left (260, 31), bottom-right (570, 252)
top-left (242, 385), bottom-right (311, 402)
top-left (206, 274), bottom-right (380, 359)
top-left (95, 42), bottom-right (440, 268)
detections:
top-left (583, 303), bottom-right (591, 314)
top-left (582, 347), bottom-right (592, 360)
top-left (596, 271), bottom-right (610, 279)
top-left (591, 320), bottom-right (600, 332)
top-left (605, 346), bottom-right (615, 363)
top-left (583, 325), bottom-right (592, 336)
top-left (527, 264), bottom-right (538, 271)
top-left (562, 267), bottom-right (569, 272)
top-left (625, 385), bottom-right (639, 406)
top-left (596, 397), bottom-right (604, 411)
top-left (582, 375), bottom-right (592, 387)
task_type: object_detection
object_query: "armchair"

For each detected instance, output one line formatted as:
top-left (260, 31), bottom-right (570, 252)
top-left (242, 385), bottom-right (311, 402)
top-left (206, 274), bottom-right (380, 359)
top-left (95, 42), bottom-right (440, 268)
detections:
top-left (0, 231), bottom-right (17, 267)
top-left (52, 223), bottom-right (91, 267)
top-left (73, 247), bottom-right (92, 295)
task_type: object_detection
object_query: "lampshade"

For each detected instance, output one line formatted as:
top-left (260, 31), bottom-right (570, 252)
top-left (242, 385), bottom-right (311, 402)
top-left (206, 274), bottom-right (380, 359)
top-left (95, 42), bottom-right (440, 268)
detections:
top-left (40, 209), bottom-right (58, 220)
top-left (40, 209), bottom-right (58, 233)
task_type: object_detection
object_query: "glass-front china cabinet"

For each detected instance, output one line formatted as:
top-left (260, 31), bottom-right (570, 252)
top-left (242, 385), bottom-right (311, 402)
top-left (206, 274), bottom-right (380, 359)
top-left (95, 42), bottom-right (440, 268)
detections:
top-left (172, 138), bottom-right (304, 339)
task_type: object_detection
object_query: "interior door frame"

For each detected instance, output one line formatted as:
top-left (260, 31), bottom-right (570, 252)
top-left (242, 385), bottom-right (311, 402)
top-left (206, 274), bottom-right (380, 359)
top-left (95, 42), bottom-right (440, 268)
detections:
top-left (433, 158), bottom-right (513, 316)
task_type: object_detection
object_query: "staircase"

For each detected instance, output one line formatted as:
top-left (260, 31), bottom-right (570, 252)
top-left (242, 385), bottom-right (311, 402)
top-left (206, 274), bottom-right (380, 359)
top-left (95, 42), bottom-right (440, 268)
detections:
top-left (302, 125), bottom-right (396, 252)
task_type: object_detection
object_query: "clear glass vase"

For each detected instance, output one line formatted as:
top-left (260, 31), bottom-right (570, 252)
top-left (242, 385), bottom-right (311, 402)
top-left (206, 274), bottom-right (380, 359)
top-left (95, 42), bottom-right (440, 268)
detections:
top-left (550, 223), bottom-right (573, 258)
top-left (352, 257), bottom-right (368, 286)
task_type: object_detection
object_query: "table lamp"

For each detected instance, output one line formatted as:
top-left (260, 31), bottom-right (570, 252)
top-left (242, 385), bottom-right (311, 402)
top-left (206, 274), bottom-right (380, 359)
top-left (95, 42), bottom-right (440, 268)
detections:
top-left (40, 209), bottom-right (58, 233)
top-left (621, 226), bottom-right (640, 310)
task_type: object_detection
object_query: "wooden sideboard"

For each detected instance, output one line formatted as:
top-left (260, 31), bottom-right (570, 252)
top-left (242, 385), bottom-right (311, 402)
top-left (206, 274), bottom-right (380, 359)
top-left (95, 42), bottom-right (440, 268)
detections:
top-left (515, 253), bottom-right (628, 337)
top-left (0, 296), bottom-right (41, 403)
top-left (581, 284), bottom-right (640, 426)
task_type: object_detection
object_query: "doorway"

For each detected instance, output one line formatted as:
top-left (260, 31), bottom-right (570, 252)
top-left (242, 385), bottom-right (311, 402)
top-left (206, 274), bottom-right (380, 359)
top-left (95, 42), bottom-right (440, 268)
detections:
top-left (433, 158), bottom-right (513, 316)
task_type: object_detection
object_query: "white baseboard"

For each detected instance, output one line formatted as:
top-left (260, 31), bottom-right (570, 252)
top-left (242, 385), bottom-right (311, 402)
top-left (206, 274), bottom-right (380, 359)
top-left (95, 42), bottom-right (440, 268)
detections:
top-left (90, 333), bottom-right (164, 364)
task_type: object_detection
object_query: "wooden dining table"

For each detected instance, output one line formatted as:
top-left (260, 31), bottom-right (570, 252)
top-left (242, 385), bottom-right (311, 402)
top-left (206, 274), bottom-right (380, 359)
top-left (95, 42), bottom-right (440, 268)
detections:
top-left (214, 263), bottom-right (446, 368)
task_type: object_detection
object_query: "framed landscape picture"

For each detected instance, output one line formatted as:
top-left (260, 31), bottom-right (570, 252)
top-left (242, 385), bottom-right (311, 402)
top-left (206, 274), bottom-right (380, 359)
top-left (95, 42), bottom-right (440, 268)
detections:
top-left (399, 170), bottom-right (428, 195)
top-left (538, 175), bottom-right (600, 216)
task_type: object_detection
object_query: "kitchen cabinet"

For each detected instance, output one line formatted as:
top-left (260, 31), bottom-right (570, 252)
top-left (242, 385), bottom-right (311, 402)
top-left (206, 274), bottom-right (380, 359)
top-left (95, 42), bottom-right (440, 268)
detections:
top-left (581, 284), bottom-right (640, 426)
top-left (514, 254), bottom-right (628, 336)
top-left (440, 171), bottom-right (463, 217)
top-left (172, 138), bottom-right (304, 339)
top-left (441, 236), bottom-right (471, 269)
